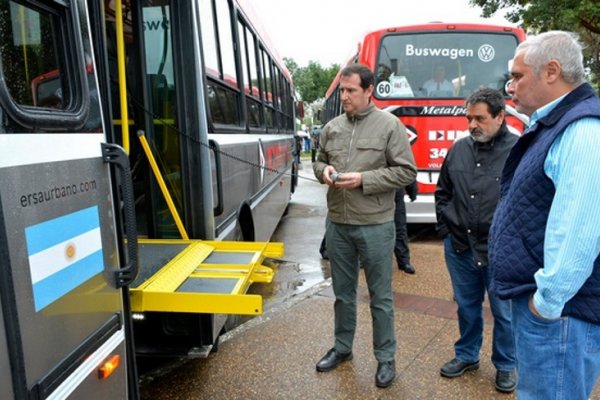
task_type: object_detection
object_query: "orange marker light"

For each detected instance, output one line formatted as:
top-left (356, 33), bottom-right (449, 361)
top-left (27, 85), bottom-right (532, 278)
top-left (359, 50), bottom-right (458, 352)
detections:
top-left (98, 354), bottom-right (121, 380)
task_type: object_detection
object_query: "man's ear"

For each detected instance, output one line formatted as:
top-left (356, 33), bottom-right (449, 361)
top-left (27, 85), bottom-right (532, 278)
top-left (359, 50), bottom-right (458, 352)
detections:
top-left (496, 109), bottom-right (506, 124)
top-left (545, 60), bottom-right (561, 83)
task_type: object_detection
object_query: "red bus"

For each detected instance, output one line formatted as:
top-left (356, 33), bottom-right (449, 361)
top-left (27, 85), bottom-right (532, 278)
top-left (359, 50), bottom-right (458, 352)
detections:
top-left (323, 23), bottom-right (527, 223)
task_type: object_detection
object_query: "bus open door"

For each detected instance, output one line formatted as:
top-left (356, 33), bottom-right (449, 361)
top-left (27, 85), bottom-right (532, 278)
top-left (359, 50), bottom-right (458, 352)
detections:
top-left (0, 1), bottom-right (138, 398)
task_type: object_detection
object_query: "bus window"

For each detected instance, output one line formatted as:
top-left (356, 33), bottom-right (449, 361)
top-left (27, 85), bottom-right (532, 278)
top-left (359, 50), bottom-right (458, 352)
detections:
top-left (375, 32), bottom-right (519, 99)
top-left (0, 2), bottom-right (61, 108)
top-left (238, 19), bottom-right (261, 129)
top-left (198, 0), bottom-right (242, 128)
top-left (238, 20), bottom-right (250, 95)
top-left (0, 0), bottom-right (96, 132)
top-left (198, 0), bottom-right (218, 75)
top-left (215, 0), bottom-right (237, 88)
top-left (246, 26), bottom-right (259, 97)
top-left (247, 98), bottom-right (261, 128)
top-left (208, 83), bottom-right (241, 125)
top-left (261, 48), bottom-right (272, 104)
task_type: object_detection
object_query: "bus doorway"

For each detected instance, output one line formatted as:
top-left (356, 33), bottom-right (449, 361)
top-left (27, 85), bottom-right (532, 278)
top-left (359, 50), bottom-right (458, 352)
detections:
top-left (104, 0), bottom-right (295, 357)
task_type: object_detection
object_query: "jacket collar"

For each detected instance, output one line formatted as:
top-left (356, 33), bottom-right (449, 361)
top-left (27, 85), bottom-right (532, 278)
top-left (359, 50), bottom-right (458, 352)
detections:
top-left (345, 102), bottom-right (376, 122)
top-left (537, 83), bottom-right (596, 128)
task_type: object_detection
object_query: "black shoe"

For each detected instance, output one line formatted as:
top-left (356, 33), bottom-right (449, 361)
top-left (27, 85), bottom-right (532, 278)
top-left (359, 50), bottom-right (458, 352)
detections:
top-left (440, 358), bottom-right (480, 378)
top-left (316, 348), bottom-right (352, 372)
top-left (375, 360), bottom-right (396, 388)
top-left (495, 369), bottom-right (517, 393)
top-left (398, 263), bottom-right (416, 274)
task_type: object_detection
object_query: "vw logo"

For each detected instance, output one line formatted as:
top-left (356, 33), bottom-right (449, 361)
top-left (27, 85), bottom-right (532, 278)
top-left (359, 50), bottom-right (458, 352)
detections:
top-left (478, 44), bottom-right (495, 62)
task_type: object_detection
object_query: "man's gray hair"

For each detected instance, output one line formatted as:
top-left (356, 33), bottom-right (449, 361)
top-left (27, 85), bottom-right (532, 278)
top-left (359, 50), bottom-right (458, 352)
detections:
top-left (516, 31), bottom-right (586, 86)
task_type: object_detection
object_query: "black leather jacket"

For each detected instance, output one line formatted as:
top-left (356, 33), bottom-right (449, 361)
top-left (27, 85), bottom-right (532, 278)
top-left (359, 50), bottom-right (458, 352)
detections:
top-left (435, 125), bottom-right (518, 267)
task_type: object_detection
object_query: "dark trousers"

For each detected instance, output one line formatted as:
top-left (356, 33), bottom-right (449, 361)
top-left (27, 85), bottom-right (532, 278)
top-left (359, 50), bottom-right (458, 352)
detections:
top-left (394, 189), bottom-right (410, 265)
top-left (327, 220), bottom-right (397, 361)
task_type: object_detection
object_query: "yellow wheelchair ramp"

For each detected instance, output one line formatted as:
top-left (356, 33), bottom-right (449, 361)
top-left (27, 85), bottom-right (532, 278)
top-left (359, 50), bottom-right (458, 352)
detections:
top-left (130, 239), bottom-right (283, 316)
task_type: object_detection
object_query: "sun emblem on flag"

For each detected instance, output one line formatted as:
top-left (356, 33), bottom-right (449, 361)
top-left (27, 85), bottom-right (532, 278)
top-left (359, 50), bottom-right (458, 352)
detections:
top-left (65, 242), bottom-right (76, 260)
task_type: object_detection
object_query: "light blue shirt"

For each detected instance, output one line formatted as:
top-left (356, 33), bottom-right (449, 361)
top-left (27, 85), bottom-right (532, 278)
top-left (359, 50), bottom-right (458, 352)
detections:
top-left (529, 94), bottom-right (600, 319)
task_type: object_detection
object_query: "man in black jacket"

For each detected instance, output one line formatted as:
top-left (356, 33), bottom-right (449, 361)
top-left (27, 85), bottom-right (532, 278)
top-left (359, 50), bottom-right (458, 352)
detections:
top-left (435, 88), bottom-right (518, 393)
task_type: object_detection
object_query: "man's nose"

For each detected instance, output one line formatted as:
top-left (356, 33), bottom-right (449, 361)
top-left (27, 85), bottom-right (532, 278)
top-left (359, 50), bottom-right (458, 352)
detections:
top-left (506, 79), bottom-right (515, 95)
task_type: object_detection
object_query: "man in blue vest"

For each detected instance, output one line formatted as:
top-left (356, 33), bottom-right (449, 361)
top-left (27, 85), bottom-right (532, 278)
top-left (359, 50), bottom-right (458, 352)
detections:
top-left (489, 31), bottom-right (600, 399)
top-left (435, 87), bottom-right (517, 393)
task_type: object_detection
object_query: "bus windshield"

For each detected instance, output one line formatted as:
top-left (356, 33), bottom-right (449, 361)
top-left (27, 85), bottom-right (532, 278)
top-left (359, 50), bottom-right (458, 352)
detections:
top-left (374, 32), bottom-right (519, 99)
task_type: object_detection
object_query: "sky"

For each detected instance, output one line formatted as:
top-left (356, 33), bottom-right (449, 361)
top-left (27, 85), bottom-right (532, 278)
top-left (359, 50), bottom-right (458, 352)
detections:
top-left (248, 0), bottom-right (517, 67)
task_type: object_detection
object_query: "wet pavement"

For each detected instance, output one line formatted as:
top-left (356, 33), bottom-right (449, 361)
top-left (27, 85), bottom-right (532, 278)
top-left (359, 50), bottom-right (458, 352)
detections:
top-left (139, 158), bottom-right (600, 399)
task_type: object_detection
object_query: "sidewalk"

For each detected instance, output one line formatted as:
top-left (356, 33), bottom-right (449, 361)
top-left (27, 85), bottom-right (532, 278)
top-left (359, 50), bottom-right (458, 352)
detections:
top-left (139, 160), bottom-right (600, 400)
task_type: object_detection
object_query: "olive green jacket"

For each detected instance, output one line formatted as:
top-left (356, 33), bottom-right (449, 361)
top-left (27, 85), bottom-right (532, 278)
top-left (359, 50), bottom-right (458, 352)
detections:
top-left (313, 102), bottom-right (417, 225)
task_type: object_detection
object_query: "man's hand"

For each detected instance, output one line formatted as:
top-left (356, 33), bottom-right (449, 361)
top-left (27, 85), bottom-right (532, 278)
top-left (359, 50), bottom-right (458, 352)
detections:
top-left (333, 172), bottom-right (362, 190)
top-left (528, 295), bottom-right (557, 321)
top-left (406, 181), bottom-right (418, 202)
top-left (323, 165), bottom-right (337, 186)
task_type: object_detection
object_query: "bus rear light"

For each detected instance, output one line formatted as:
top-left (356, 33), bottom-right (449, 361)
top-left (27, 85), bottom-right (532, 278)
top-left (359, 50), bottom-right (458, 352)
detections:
top-left (98, 354), bottom-right (120, 380)
top-left (447, 25), bottom-right (456, 30)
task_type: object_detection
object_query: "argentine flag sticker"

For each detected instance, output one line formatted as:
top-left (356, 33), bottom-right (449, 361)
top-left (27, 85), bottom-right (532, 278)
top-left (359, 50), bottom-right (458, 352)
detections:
top-left (25, 206), bottom-right (104, 312)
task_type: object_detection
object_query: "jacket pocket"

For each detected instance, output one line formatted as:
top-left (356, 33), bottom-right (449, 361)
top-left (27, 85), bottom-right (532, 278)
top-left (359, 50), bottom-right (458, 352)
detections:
top-left (354, 138), bottom-right (387, 169)
top-left (355, 138), bottom-right (386, 151)
top-left (324, 141), bottom-right (347, 168)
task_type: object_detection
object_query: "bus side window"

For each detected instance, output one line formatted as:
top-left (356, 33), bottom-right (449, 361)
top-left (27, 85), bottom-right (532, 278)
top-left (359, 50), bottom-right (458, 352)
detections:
top-left (0, 1), bottom-right (91, 131)
top-left (0, 3), bottom-right (62, 108)
top-left (207, 80), bottom-right (241, 126)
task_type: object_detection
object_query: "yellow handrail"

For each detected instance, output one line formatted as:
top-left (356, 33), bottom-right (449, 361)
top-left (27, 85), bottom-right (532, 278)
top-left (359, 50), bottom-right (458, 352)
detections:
top-left (115, 0), bottom-right (130, 153)
top-left (18, 6), bottom-right (30, 87)
top-left (137, 131), bottom-right (189, 240)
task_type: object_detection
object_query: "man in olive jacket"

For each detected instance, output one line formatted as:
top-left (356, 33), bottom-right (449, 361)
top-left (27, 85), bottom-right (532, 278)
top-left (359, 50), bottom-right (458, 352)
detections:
top-left (313, 63), bottom-right (416, 389)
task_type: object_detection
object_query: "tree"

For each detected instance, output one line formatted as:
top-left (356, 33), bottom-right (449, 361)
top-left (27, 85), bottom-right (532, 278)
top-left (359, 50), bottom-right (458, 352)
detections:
top-left (284, 59), bottom-right (340, 125)
top-left (283, 57), bottom-right (299, 77)
top-left (284, 59), bottom-right (340, 105)
top-left (470, 0), bottom-right (600, 87)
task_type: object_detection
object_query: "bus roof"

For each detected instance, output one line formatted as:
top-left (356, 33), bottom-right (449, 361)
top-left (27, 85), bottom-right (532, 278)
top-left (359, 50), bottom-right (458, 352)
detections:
top-left (236, 0), bottom-right (293, 83)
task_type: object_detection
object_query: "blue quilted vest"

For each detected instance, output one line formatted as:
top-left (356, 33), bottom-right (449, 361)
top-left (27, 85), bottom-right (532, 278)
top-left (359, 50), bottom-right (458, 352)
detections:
top-left (489, 83), bottom-right (600, 323)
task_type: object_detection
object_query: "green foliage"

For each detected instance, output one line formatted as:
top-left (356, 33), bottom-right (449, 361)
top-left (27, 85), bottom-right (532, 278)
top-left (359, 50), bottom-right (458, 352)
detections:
top-left (470, 0), bottom-right (600, 88)
top-left (284, 59), bottom-right (340, 104)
